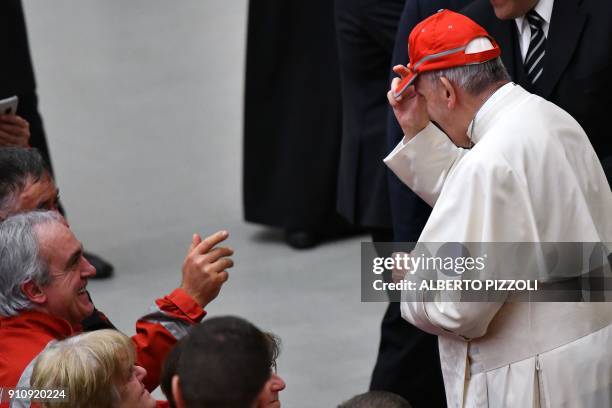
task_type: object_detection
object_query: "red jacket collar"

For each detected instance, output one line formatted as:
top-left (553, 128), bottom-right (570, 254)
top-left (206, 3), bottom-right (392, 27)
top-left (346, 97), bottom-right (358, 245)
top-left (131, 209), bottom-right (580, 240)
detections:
top-left (0, 310), bottom-right (75, 339)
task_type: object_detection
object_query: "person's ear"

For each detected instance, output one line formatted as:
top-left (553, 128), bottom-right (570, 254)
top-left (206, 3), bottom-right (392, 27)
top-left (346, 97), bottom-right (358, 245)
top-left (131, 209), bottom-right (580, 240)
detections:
top-left (172, 375), bottom-right (186, 408)
top-left (21, 280), bottom-right (47, 305)
top-left (439, 77), bottom-right (457, 109)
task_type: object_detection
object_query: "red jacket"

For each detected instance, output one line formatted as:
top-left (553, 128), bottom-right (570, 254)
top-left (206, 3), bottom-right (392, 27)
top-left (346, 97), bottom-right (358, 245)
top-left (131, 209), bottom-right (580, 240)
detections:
top-left (0, 288), bottom-right (204, 408)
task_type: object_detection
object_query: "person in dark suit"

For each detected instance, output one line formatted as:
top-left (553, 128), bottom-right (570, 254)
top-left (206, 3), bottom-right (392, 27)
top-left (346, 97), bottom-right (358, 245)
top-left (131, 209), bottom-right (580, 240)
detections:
top-left (380, 1), bottom-right (474, 407)
top-left (0, 0), bottom-right (114, 278)
top-left (0, 0), bottom-right (51, 169)
top-left (334, 0), bottom-right (404, 245)
top-left (462, 0), bottom-right (612, 185)
top-left (243, 0), bottom-right (355, 249)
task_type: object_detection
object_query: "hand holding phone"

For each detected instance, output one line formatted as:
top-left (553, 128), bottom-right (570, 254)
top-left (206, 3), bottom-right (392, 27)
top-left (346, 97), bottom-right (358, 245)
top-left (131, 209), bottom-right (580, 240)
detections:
top-left (0, 96), bottom-right (30, 147)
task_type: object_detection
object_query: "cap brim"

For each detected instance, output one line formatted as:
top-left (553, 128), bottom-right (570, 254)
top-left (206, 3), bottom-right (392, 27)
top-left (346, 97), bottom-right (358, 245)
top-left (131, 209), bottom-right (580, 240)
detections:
top-left (393, 72), bottom-right (419, 99)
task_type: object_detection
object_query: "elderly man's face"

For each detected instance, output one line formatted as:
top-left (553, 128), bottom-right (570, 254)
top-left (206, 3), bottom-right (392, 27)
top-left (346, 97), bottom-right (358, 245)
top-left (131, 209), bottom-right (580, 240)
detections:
top-left (35, 221), bottom-right (96, 325)
top-left (14, 173), bottom-right (59, 214)
top-left (489, 0), bottom-right (539, 19)
top-left (414, 77), bottom-right (451, 132)
top-left (414, 75), bottom-right (474, 147)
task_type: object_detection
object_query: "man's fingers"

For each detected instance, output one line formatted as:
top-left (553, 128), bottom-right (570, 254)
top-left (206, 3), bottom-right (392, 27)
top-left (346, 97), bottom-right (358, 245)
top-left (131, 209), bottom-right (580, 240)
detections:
top-left (188, 233), bottom-right (202, 253)
top-left (0, 131), bottom-right (27, 147)
top-left (0, 126), bottom-right (29, 146)
top-left (392, 268), bottom-right (406, 284)
top-left (0, 115), bottom-right (29, 127)
top-left (194, 230), bottom-right (229, 254)
top-left (0, 123), bottom-right (29, 137)
top-left (387, 89), bottom-right (399, 107)
top-left (392, 64), bottom-right (410, 77)
top-left (217, 270), bottom-right (229, 283)
top-left (202, 246), bottom-right (234, 264)
top-left (0, 114), bottom-right (19, 124)
top-left (388, 78), bottom-right (403, 106)
top-left (208, 258), bottom-right (234, 274)
top-left (390, 77), bottom-right (401, 89)
top-left (0, 131), bottom-right (20, 142)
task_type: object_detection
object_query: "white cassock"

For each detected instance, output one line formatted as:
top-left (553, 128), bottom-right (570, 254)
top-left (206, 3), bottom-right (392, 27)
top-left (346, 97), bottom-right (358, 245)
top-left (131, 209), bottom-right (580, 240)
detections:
top-left (384, 83), bottom-right (612, 408)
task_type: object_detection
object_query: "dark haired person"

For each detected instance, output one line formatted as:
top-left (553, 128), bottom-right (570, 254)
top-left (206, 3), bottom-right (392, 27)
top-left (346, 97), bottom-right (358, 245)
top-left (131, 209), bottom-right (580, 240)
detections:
top-left (160, 340), bottom-right (185, 408)
top-left (339, 391), bottom-right (412, 408)
top-left (172, 316), bottom-right (285, 408)
top-left (0, 147), bottom-right (56, 220)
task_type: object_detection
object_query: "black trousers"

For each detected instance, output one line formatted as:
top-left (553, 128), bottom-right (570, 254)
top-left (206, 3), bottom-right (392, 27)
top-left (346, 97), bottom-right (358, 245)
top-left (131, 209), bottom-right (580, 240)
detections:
top-left (334, 0), bottom-right (404, 229)
top-left (370, 302), bottom-right (446, 408)
top-left (243, 0), bottom-right (350, 235)
top-left (369, 231), bottom-right (446, 408)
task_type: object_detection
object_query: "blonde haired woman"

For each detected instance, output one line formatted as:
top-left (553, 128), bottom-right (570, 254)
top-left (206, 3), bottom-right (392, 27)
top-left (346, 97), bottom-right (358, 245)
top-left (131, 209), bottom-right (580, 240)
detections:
top-left (31, 329), bottom-right (165, 408)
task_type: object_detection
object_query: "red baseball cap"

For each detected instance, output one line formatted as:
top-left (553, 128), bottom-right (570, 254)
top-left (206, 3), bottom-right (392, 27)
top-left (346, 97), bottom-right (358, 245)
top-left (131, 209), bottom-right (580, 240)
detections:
top-left (393, 9), bottom-right (501, 98)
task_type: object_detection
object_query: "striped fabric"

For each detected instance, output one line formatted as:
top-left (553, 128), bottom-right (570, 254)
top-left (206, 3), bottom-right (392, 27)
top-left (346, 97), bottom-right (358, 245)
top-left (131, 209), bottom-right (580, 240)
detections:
top-left (524, 9), bottom-right (547, 85)
top-left (142, 304), bottom-right (192, 340)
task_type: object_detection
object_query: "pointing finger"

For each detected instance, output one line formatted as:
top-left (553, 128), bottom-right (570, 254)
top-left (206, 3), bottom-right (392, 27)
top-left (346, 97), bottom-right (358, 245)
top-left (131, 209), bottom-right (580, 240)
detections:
top-left (194, 230), bottom-right (229, 254)
top-left (392, 64), bottom-right (411, 77)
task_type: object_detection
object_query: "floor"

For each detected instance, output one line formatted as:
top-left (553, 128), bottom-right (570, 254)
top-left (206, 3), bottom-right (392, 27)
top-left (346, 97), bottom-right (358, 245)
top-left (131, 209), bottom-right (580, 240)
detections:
top-left (24, 1), bottom-right (387, 406)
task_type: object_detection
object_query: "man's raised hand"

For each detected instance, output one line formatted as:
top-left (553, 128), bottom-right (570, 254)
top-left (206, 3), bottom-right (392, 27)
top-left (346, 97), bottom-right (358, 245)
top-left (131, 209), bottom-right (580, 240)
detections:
top-left (387, 65), bottom-right (430, 139)
top-left (180, 230), bottom-right (234, 307)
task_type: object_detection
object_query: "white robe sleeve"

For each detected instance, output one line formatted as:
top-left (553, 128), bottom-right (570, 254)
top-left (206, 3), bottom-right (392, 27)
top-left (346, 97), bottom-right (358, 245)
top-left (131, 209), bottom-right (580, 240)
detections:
top-left (401, 151), bottom-right (539, 340)
top-left (383, 122), bottom-right (468, 206)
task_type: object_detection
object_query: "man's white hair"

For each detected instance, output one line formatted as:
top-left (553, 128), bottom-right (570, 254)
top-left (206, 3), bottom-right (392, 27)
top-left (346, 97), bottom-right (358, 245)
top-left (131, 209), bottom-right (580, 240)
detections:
top-left (0, 211), bottom-right (62, 316)
top-left (421, 57), bottom-right (510, 96)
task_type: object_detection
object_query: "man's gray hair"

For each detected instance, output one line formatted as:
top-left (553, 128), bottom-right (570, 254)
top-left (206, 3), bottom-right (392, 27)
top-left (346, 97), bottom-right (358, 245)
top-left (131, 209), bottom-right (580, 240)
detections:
top-left (0, 211), bottom-right (61, 316)
top-left (422, 57), bottom-right (510, 96)
top-left (0, 147), bottom-right (50, 220)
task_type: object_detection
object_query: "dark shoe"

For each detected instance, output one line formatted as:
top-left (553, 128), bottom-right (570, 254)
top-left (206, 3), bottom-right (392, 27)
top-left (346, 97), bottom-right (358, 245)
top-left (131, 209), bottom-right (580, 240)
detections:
top-left (285, 230), bottom-right (318, 249)
top-left (84, 251), bottom-right (114, 279)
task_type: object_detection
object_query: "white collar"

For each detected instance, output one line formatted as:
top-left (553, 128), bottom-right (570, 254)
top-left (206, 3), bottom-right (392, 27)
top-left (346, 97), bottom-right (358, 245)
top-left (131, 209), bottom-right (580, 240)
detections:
top-left (467, 82), bottom-right (517, 144)
top-left (515, 0), bottom-right (554, 36)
